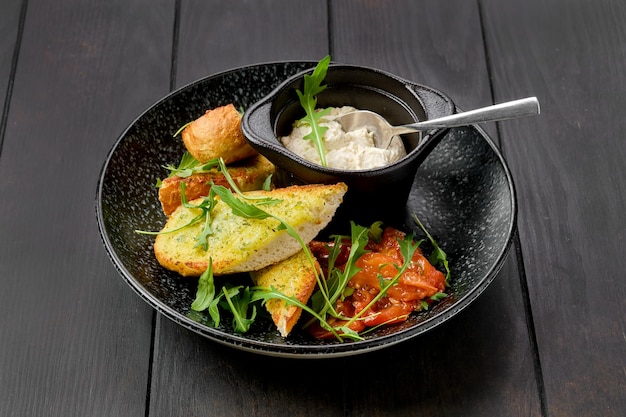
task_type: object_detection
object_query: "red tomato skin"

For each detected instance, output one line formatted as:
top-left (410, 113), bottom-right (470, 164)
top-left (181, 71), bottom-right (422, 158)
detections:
top-left (308, 227), bottom-right (447, 339)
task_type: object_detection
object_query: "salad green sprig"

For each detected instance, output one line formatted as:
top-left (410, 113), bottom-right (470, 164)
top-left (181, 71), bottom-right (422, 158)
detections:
top-left (183, 184), bottom-right (451, 341)
top-left (296, 55), bottom-right (332, 166)
top-left (340, 233), bottom-right (422, 330)
top-left (413, 214), bottom-right (451, 285)
top-left (137, 156), bottom-right (278, 251)
top-left (304, 223), bottom-right (370, 328)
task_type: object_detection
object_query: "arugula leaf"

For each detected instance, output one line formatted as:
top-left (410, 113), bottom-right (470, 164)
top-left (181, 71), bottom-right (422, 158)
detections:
top-left (335, 326), bottom-right (363, 341)
top-left (430, 292), bottom-right (448, 301)
top-left (368, 221), bottom-right (384, 243)
top-left (155, 152), bottom-right (203, 186)
top-left (305, 222), bottom-right (369, 327)
top-left (195, 206), bottom-right (215, 250)
top-left (220, 285), bottom-right (257, 333)
top-left (214, 158), bottom-right (281, 206)
top-left (296, 55), bottom-right (332, 166)
top-left (262, 174), bottom-right (273, 191)
top-left (157, 152), bottom-right (221, 184)
top-left (134, 183), bottom-right (210, 237)
top-left (178, 183), bottom-right (219, 250)
top-left (191, 270), bottom-right (259, 333)
top-left (252, 285), bottom-right (347, 341)
top-left (413, 214), bottom-right (451, 285)
top-left (139, 157), bottom-right (280, 249)
top-left (397, 233), bottom-right (422, 266)
top-left (342, 232), bottom-right (421, 329)
top-left (419, 293), bottom-right (448, 311)
top-left (331, 223), bottom-right (369, 303)
top-left (211, 185), bottom-right (274, 220)
top-left (191, 260), bottom-right (216, 311)
top-left (163, 152), bottom-right (204, 178)
top-left (173, 121), bottom-right (193, 137)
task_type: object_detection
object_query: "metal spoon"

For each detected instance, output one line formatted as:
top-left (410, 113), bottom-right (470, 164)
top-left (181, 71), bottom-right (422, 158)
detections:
top-left (334, 97), bottom-right (540, 149)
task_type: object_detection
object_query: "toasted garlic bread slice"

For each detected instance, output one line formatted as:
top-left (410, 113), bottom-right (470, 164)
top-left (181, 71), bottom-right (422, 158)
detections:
top-left (154, 182), bottom-right (347, 277)
top-left (250, 250), bottom-right (319, 337)
top-left (158, 154), bottom-right (275, 216)
top-left (181, 103), bottom-right (257, 164)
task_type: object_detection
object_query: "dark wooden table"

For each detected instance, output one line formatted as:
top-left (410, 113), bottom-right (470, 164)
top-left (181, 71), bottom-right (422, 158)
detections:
top-left (1, 1), bottom-right (624, 416)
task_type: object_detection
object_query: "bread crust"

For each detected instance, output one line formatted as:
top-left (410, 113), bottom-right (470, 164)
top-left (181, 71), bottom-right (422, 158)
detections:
top-left (154, 182), bottom-right (347, 277)
top-left (181, 104), bottom-right (257, 164)
top-left (250, 250), bottom-right (319, 337)
top-left (158, 154), bottom-right (275, 215)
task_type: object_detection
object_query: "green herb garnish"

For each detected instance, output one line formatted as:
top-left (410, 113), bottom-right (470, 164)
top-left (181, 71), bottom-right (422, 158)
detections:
top-left (340, 231), bottom-right (422, 330)
top-left (145, 152), bottom-right (450, 340)
top-left (155, 152), bottom-right (218, 187)
top-left (173, 121), bottom-right (193, 138)
top-left (190, 265), bottom-right (257, 333)
top-left (162, 152), bottom-right (219, 179)
top-left (313, 223), bottom-right (370, 320)
top-left (138, 157), bottom-right (280, 247)
top-left (413, 214), bottom-right (451, 284)
top-left (187, 209), bottom-right (448, 340)
top-left (190, 259), bottom-right (216, 312)
top-left (220, 285), bottom-right (257, 333)
top-left (296, 55), bottom-right (332, 166)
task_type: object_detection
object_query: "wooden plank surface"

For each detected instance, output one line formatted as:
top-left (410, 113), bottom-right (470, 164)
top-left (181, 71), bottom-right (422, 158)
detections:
top-left (0, 0), bottom-right (173, 415)
top-left (480, 1), bottom-right (626, 416)
top-left (175, 0), bottom-right (329, 86)
top-left (1, 0), bottom-right (623, 416)
top-left (0, 0), bottom-right (24, 151)
top-left (331, 0), bottom-right (495, 116)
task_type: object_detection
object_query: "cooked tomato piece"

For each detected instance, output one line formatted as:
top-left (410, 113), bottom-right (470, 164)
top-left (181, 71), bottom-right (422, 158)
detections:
top-left (307, 226), bottom-right (447, 339)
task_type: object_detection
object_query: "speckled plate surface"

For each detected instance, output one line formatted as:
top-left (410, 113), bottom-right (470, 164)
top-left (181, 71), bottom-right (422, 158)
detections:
top-left (96, 61), bottom-right (517, 358)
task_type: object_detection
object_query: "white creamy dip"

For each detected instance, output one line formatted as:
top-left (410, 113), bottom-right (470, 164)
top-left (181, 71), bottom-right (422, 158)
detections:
top-left (280, 106), bottom-right (406, 170)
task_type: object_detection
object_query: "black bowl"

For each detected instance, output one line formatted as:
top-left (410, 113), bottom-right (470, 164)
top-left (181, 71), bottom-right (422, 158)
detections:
top-left (96, 61), bottom-right (517, 358)
top-left (242, 64), bottom-right (455, 231)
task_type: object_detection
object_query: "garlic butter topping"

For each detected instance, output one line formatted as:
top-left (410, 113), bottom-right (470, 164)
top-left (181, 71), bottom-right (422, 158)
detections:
top-left (281, 106), bottom-right (406, 170)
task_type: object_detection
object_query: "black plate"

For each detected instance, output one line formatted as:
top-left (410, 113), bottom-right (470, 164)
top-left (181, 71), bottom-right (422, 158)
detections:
top-left (96, 61), bottom-right (517, 358)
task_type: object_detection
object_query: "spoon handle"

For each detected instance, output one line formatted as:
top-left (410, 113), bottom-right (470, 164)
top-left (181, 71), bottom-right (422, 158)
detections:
top-left (400, 97), bottom-right (540, 132)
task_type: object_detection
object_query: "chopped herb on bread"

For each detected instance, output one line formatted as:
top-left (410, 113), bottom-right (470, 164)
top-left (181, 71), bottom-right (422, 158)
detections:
top-left (250, 250), bottom-right (319, 336)
top-left (154, 182), bottom-right (347, 277)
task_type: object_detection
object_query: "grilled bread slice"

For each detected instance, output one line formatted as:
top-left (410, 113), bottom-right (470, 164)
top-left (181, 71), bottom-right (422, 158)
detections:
top-left (250, 250), bottom-right (319, 337)
top-left (158, 154), bottom-right (275, 216)
top-left (154, 182), bottom-right (347, 277)
top-left (181, 103), bottom-right (257, 164)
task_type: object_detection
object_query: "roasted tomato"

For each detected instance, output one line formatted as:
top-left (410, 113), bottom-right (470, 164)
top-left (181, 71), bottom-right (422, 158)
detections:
top-left (308, 227), bottom-right (447, 339)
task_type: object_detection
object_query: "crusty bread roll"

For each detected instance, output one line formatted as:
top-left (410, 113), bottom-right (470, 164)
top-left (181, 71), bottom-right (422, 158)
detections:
top-left (158, 154), bottom-right (275, 216)
top-left (181, 104), bottom-right (257, 164)
top-left (154, 182), bottom-right (347, 277)
top-left (250, 250), bottom-right (319, 337)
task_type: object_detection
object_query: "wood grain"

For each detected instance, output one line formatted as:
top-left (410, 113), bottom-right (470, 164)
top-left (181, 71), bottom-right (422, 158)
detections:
top-left (0, 0), bottom-right (24, 153)
top-left (1, 0), bottom-right (624, 416)
top-left (175, 0), bottom-right (329, 87)
top-left (331, 0), bottom-right (494, 113)
top-left (0, 0), bottom-right (173, 415)
top-left (480, 1), bottom-right (626, 416)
